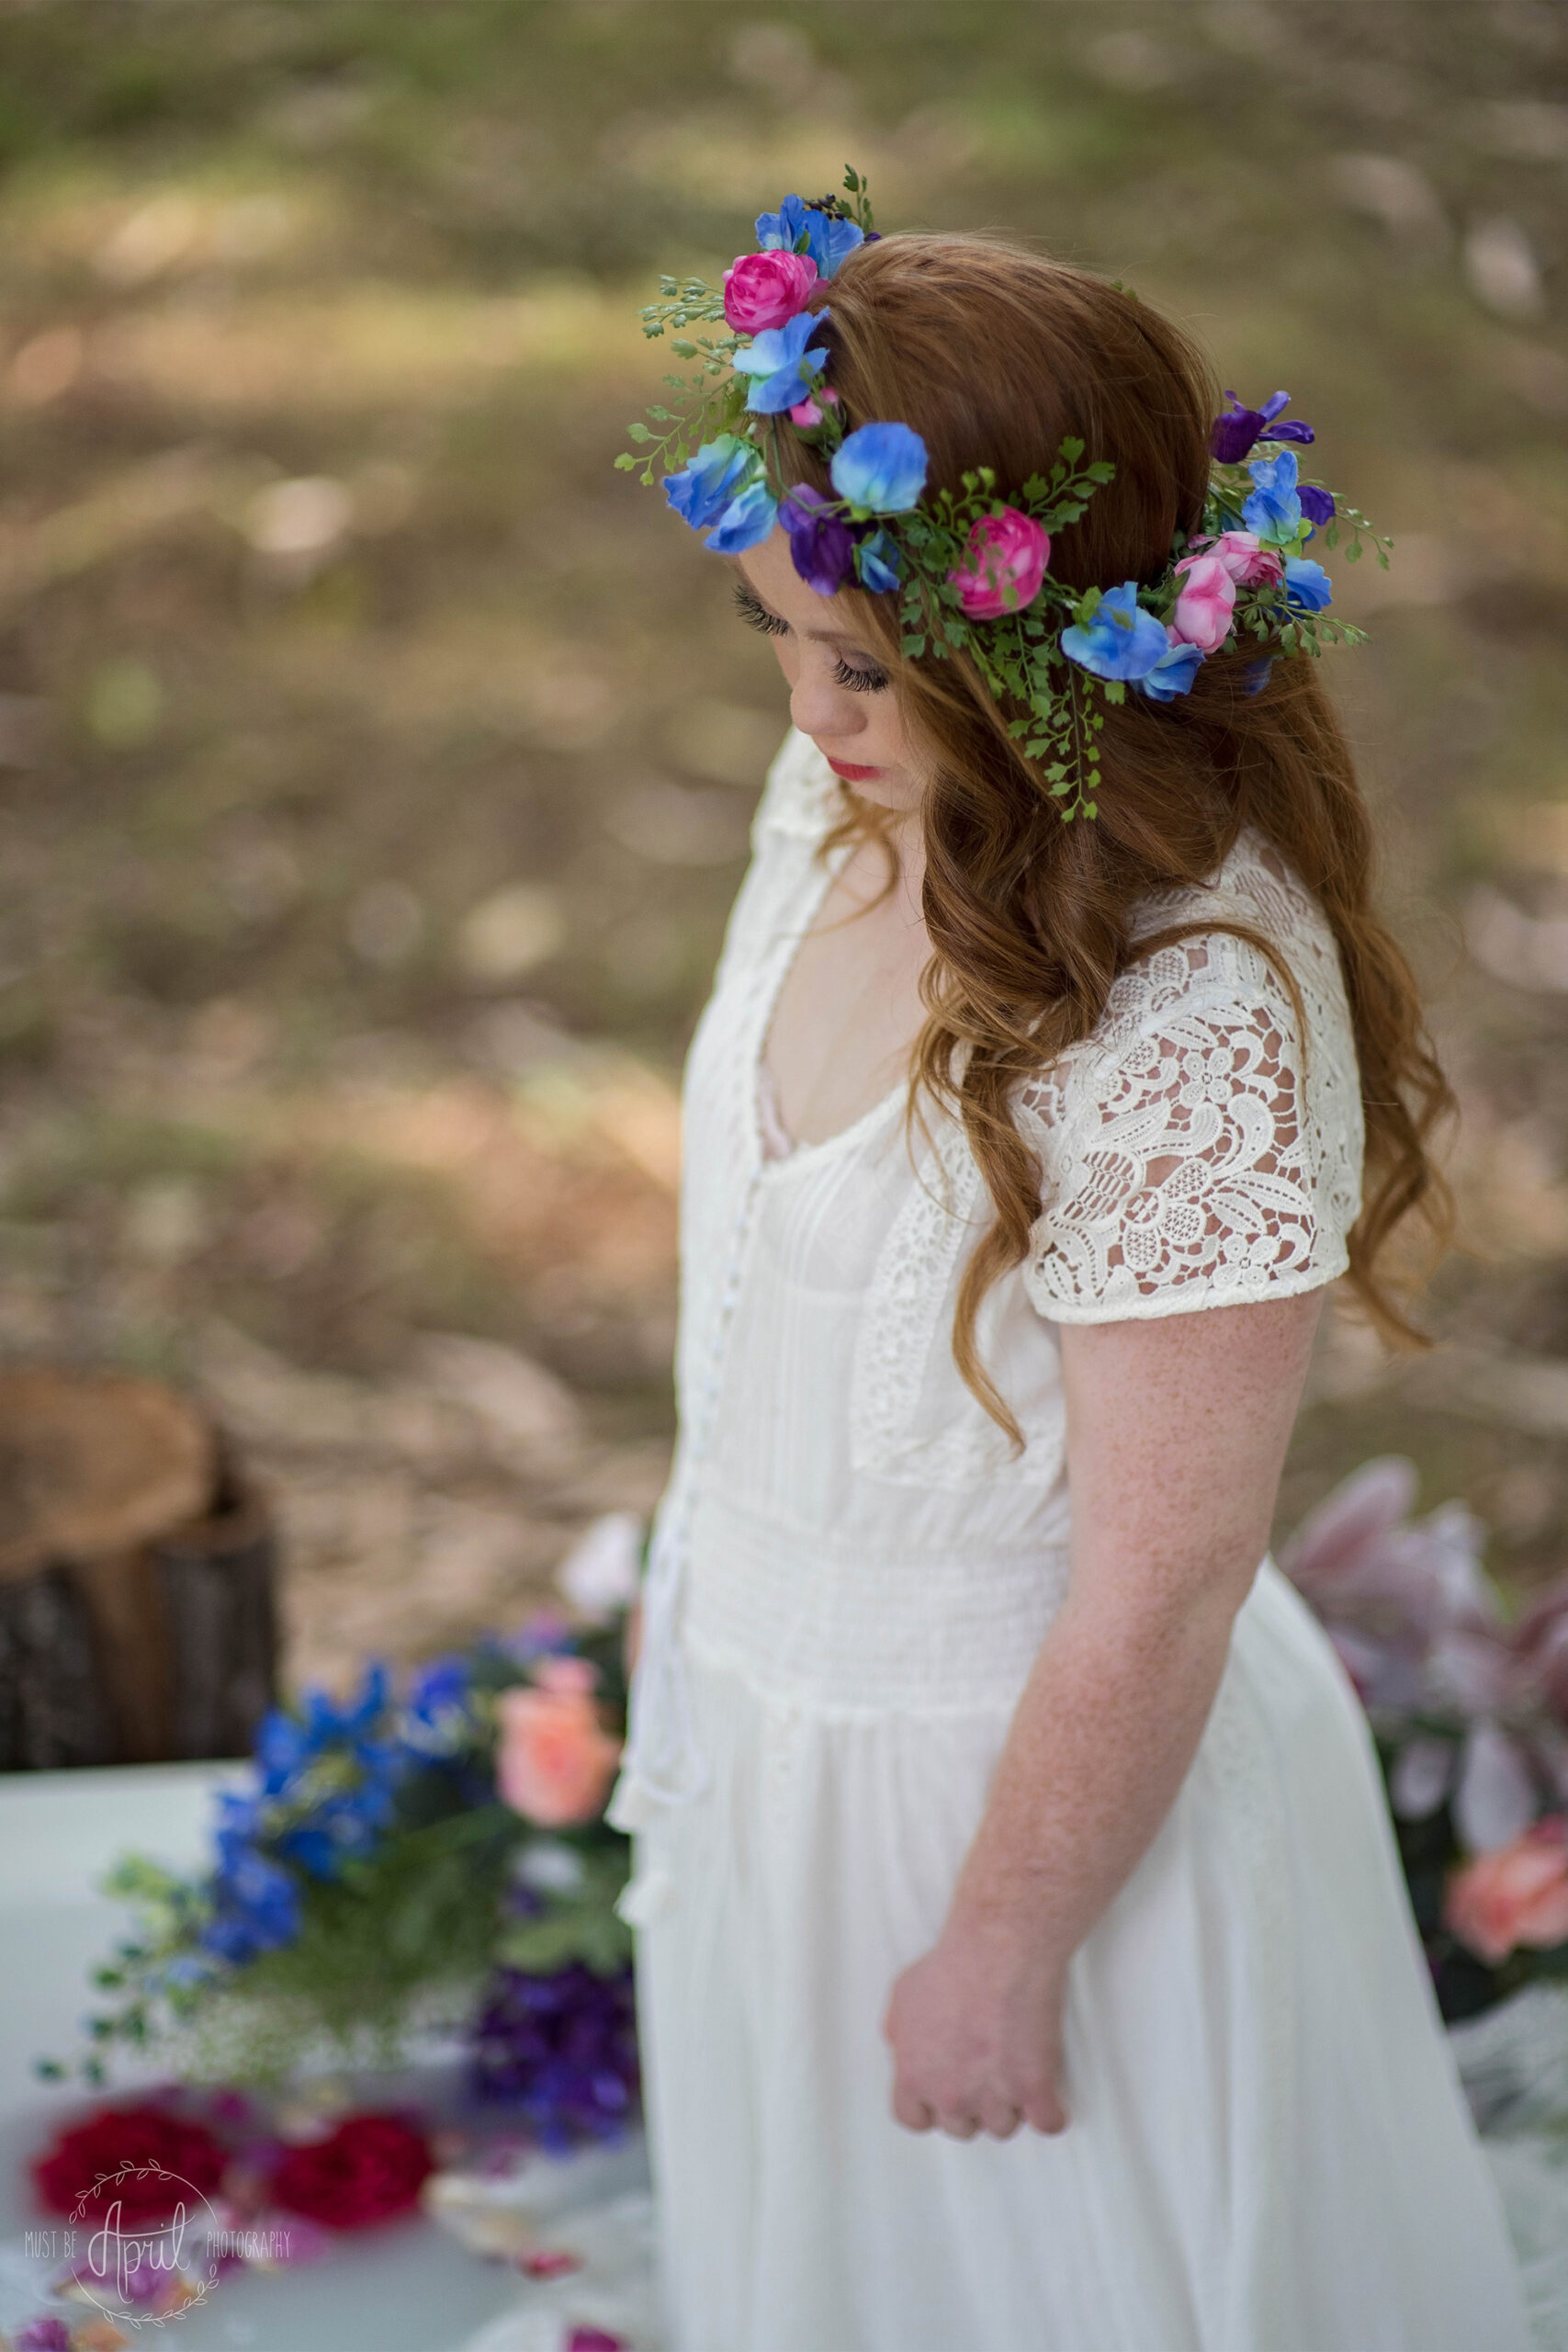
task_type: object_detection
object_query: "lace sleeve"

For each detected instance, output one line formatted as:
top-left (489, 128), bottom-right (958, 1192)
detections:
top-left (1019, 922), bottom-right (1364, 1325)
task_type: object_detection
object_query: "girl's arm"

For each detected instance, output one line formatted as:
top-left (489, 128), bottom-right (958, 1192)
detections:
top-left (882, 1289), bottom-right (1323, 2140)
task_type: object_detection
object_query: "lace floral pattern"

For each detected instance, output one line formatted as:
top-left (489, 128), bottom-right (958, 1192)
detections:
top-left (1020, 843), bottom-right (1363, 1323)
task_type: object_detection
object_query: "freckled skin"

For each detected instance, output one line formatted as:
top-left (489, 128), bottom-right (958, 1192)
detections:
top-left (722, 526), bottom-right (1326, 2140)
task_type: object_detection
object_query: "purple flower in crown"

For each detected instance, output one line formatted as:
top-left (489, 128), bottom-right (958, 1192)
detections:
top-left (1299, 483), bottom-right (1336, 529)
top-left (1211, 390), bottom-right (1316, 465)
top-left (755, 193), bottom-right (864, 280)
top-left (731, 310), bottom-right (831, 415)
top-left (780, 486), bottom-right (857, 595)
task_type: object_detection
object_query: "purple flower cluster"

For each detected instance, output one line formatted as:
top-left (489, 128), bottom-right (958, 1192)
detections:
top-left (470, 1963), bottom-right (640, 2150)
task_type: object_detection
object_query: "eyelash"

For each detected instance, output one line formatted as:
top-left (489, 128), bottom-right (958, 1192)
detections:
top-left (733, 582), bottom-right (889, 695)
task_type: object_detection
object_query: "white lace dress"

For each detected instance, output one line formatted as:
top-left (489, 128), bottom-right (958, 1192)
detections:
top-left (609, 729), bottom-right (1531, 2352)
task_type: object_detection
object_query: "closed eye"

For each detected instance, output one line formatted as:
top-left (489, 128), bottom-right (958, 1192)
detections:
top-left (832, 654), bottom-right (888, 694)
top-left (734, 582), bottom-right (889, 693)
top-left (734, 582), bottom-right (787, 638)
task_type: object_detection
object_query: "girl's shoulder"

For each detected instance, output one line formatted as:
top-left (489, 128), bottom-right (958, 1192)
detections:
top-left (1097, 826), bottom-right (1346, 1057)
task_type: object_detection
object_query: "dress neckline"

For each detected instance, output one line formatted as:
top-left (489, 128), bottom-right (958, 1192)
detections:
top-left (752, 824), bottom-right (911, 1175)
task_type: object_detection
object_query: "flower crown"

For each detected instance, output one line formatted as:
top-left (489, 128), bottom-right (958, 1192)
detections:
top-left (618, 169), bottom-right (1391, 820)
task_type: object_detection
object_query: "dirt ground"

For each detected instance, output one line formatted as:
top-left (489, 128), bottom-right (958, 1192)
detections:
top-left (2, 1), bottom-right (1568, 1688)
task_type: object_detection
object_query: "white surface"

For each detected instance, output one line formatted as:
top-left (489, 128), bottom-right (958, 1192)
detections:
top-left (0, 1764), bottom-right (556, 2351)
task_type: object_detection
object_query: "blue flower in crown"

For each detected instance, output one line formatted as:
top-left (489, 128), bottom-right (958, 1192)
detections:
top-left (829, 422), bottom-right (928, 514)
top-left (1060, 582), bottom-right (1169, 683)
top-left (730, 310), bottom-right (832, 415)
top-left (1283, 555), bottom-right (1332, 612)
top-left (1138, 632), bottom-right (1204, 703)
top-left (1242, 450), bottom-right (1304, 547)
top-left (664, 435), bottom-right (779, 552)
top-left (855, 528), bottom-right (902, 594)
top-left (755, 193), bottom-right (864, 280)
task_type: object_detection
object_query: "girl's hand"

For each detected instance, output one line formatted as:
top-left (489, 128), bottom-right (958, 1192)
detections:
top-left (882, 1920), bottom-right (1068, 2140)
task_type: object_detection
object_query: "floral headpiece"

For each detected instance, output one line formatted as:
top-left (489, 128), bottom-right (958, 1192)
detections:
top-left (619, 170), bottom-right (1391, 820)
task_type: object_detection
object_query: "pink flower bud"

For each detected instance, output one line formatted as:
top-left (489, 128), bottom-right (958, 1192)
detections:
top-left (722, 250), bottom-right (819, 336)
top-left (947, 508), bottom-right (1050, 621)
top-left (1168, 552), bottom-right (1237, 653)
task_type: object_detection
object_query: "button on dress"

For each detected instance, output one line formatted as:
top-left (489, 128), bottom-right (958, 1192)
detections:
top-left (609, 729), bottom-right (1531, 2352)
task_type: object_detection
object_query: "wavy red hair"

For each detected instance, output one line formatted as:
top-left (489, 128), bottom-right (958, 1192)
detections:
top-left (774, 233), bottom-right (1451, 1439)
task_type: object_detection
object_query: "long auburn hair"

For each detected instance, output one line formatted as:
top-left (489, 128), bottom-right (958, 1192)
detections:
top-left (774, 232), bottom-right (1452, 1441)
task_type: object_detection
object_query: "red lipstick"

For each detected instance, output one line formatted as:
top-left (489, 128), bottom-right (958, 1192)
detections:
top-left (826, 758), bottom-right (883, 783)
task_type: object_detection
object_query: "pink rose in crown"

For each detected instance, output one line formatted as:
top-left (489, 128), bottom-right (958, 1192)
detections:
top-left (1168, 551), bottom-right (1236, 652)
top-left (1444, 1817), bottom-right (1568, 1964)
top-left (1182, 530), bottom-right (1284, 588)
top-left (723, 250), bottom-right (818, 335)
top-left (497, 1659), bottom-right (622, 1827)
top-left (948, 508), bottom-right (1050, 620)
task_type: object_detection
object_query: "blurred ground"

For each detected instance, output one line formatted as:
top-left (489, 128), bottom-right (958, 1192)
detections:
top-left (2, 0), bottom-right (1568, 1688)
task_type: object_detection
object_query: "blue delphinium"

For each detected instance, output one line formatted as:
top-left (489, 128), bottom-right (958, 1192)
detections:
top-left (730, 311), bottom-right (831, 414)
top-left (1138, 635), bottom-right (1204, 703)
top-left (400, 1655), bottom-right (474, 1758)
top-left (1060, 582), bottom-right (1169, 683)
top-left (201, 1843), bottom-right (301, 1962)
top-left (1242, 451), bottom-right (1303, 547)
top-left (1283, 556), bottom-right (1333, 612)
top-left (754, 193), bottom-right (864, 279)
top-left (663, 436), bottom-right (777, 553)
top-left (829, 422), bottom-right (928, 514)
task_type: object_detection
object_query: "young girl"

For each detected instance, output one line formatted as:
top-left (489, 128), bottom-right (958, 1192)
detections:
top-left (611, 223), bottom-right (1531, 2350)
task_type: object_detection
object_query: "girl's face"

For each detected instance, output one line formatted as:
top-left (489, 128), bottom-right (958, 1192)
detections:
top-left (734, 527), bottom-right (930, 815)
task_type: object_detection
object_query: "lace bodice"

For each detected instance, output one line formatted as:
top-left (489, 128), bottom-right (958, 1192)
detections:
top-left (613, 729), bottom-right (1364, 1806)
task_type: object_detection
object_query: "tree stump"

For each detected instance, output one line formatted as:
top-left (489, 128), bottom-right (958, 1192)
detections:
top-left (0, 1370), bottom-right (278, 1770)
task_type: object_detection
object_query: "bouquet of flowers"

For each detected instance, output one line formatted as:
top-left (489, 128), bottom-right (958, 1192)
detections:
top-left (43, 1516), bottom-right (646, 2144)
top-left (1281, 1461), bottom-right (1568, 2020)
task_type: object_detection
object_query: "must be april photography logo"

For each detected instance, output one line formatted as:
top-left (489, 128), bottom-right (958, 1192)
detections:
top-left (27, 2153), bottom-right (253, 2330)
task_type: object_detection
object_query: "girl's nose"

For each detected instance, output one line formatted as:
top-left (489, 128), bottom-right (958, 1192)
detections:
top-left (789, 659), bottom-right (866, 744)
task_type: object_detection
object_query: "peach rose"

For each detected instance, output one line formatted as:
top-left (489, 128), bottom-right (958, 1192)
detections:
top-left (496, 1659), bottom-right (621, 1828)
top-left (1444, 1816), bottom-right (1568, 1964)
